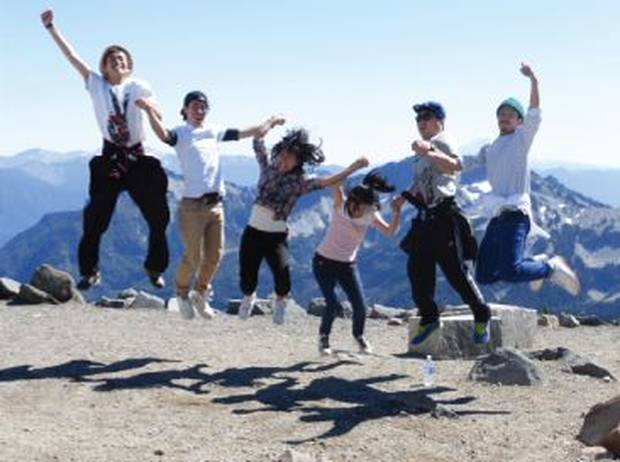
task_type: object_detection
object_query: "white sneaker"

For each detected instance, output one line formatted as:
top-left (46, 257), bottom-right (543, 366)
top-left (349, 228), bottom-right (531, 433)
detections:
top-left (549, 256), bottom-right (581, 296)
top-left (177, 295), bottom-right (195, 320)
top-left (529, 254), bottom-right (550, 292)
top-left (238, 294), bottom-right (255, 320)
top-left (319, 335), bottom-right (332, 356)
top-left (190, 291), bottom-right (217, 320)
top-left (273, 298), bottom-right (287, 325)
top-left (355, 336), bottom-right (373, 355)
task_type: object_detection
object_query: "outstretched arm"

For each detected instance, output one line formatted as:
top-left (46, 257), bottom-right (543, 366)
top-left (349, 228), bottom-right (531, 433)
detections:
top-left (240, 115), bottom-right (286, 139)
top-left (135, 99), bottom-right (171, 144)
top-left (521, 63), bottom-right (539, 109)
top-left (41, 9), bottom-right (90, 81)
top-left (316, 157), bottom-right (369, 189)
top-left (373, 198), bottom-right (403, 237)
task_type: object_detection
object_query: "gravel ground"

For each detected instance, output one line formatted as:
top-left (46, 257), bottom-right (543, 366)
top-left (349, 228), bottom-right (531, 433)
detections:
top-left (1, 301), bottom-right (619, 462)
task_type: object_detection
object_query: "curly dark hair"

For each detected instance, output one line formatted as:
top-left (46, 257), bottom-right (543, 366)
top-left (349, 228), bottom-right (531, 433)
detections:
top-left (271, 128), bottom-right (325, 171)
top-left (347, 169), bottom-right (395, 210)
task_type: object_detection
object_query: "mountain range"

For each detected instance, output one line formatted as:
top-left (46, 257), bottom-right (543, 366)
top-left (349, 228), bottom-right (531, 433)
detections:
top-left (1, 149), bottom-right (619, 319)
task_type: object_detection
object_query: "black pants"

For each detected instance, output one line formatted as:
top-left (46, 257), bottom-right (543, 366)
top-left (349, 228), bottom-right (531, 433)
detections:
top-left (78, 151), bottom-right (170, 277)
top-left (239, 225), bottom-right (290, 296)
top-left (313, 253), bottom-right (367, 338)
top-left (406, 208), bottom-right (490, 326)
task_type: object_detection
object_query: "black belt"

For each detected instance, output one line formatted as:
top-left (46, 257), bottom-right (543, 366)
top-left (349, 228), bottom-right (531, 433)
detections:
top-left (101, 140), bottom-right (145, 179)
top-left (185, 192), bottom-right (222, 206)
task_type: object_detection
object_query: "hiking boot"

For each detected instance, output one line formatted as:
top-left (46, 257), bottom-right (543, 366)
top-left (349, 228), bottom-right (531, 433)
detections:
top-left (529, 254), bottom-right (550, 292)
top-left (238, 293), bottom-right (255, 320)
top-left (548, 256), bottom-right (581, 296)
top-left (273, 298), bottom-right (287, 325)
top-left (190, 290), bottom-right (216, 320)
top-left (355, 336), bottom-right (373, 355)
top-left (473, 321), bottom-right (491, 345)
top-left (177, 295), bottom-right (195, 320)
top-left (77, 271), bottom-right (101, 290)
top-left (319, 335), bottom-right (332, 356)
top-left (410, 320), bottom-right (441, 346)
top-left (146, 270), bottom-right (165, 289)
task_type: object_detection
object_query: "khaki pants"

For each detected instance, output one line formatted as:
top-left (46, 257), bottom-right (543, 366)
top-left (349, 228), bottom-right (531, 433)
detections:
top-left (175, 198), bottom-right (225, 297)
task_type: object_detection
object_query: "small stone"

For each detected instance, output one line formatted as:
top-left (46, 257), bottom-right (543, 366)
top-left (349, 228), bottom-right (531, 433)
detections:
top-left (558, 313), bottom-right (580, 328)
top-left (30, 264), bottom-right (76, 303)
top-left (13, 284), bottom-right (60, 305)
top-left (538, 314), bottom-right (560, 328)
top-left (129, 291), bottom-right (165, 309)
top-left (469, 348), bottom-right (543, 386)
top-left (387, 317), bottom-right (404, 326)
top-left (118, 288), bottom-right (139, 299)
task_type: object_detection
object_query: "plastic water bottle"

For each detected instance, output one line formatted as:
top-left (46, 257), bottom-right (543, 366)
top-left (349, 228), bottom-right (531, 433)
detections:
top-left (422, 355), bottom-right (436, 388)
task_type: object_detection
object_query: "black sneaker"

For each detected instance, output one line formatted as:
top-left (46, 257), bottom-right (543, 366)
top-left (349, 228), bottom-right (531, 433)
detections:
top-left (77, 271), bottom-right (101, 290)
top-left (146, 270), bottom-right (165, 289)
top-left (355, 336), bottom-right (373, 354)
top-left (319, 335), bottom-right (332, 356)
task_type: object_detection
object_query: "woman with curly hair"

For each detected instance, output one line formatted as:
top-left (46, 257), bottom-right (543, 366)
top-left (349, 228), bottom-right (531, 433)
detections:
top-left (313, 171), bottom-right (403, 355)
top-left (238, 125), bottom-right (370, 325)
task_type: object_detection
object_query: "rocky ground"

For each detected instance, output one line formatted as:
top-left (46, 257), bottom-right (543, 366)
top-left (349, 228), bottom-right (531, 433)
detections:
top-left (1, 301), bottom-right (619, 462)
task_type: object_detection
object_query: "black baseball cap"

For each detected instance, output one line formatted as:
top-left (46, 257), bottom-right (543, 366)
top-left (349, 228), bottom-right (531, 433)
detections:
top-left (183, 90), bottom-right (209, 108)
top-left (412, 101), bottom-right (446, 120)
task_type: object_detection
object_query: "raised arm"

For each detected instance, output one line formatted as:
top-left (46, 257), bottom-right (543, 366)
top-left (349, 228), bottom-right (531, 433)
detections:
top-left (316, 157), bottom-right (369, 189)
top-left (520, 63), bottom-right (539, 109)
top-left (240, 115), bottom-right (286, 139)
top-left (412, 140), bottom-right (461, 174)
top-left (331, 183), bottom-right (345, 210)
top-left (372, 198), bottom-right (403, 237)
top-left (40, 9), bottom-right (90, 81)
top-left (135, 99), bottom-right (171, 144)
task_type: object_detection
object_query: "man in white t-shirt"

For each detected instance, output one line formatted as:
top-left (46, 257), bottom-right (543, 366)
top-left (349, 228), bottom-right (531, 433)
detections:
top-left (41, 9), bottom-right (170, 291)
top-left (137, 91), bottom-right (284, 319)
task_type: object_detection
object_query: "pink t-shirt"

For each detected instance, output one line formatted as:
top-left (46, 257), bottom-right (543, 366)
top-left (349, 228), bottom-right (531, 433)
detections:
top-left (316, 205), bottom-right (380, 263)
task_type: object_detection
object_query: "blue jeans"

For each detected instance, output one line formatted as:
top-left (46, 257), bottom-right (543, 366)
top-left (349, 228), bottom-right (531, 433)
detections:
top-left (312, 253), bottom-right (367, 338)
top-left (475, 211), bottom-right (551, 284)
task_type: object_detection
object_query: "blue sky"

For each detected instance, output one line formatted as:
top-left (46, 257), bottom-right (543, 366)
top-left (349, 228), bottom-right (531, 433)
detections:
top-left (1, 1), bottom-right (619, 166)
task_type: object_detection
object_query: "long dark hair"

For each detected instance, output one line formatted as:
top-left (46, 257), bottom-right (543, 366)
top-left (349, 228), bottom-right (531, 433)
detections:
top-left (272, 128), bottom-right (325, 172)
top-left (346, 169), bottom-right (395, 211)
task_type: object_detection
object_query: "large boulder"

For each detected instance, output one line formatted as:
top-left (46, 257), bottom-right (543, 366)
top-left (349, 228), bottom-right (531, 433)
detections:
top-left (306, 298), bottom-right (353, 319)
top-left (0, 277), bottom-right (21, 299)
top-left (408, 304), bottom-right (538, 360)
top-left (578, 395), bottom-right (620, 454)
top-left (30, 264), bottom-right (76, 303)
top-left (469, 348), bottom-right (543, 386)
top-left (129, 291), bottom-right (166, 309)
top-left (13, 284), bottom-right (60, 305)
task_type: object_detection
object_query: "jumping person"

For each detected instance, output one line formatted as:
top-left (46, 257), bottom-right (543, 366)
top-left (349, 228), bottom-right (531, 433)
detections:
top-left (41, 9), bottom-right (170, 290)
top-left (238, 128), bottom-right (370, 325)
top-left (137, 91), bottom-right (285, 320)
top-left (397, 102), bottom-right (492, 345)
top-left (313, 171), bottom-right (402, 355)
top-left (461, 64), bottom-right (580, 295)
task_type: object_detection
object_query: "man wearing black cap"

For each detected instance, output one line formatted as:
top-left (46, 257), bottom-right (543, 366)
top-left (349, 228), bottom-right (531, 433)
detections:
top-left (397, 102), bottom-right (492, 346)
top-left (137, 92), bottom-right (284, 320)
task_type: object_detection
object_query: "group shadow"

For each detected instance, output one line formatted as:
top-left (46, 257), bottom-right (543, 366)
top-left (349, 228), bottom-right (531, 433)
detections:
top-left (0, 356), bottom-right (509, 442)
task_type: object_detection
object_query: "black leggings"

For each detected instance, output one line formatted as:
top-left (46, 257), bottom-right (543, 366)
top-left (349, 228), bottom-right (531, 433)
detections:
top-left (78, 152), bottom-right (170, 276)
top-left (407, 211), bottom-right (490, 326)
top-left (239, 226), bottom-right (290, 296)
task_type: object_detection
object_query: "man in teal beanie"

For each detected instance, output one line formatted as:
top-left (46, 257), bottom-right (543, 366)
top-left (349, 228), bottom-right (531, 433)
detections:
top-left (461, 64), bottom-right (580, 296)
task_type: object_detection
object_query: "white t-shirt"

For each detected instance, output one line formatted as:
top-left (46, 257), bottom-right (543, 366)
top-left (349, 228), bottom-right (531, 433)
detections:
top-left (169, 123), bottom-right (238, 198)
top-left (316, 205), bottom-right (380, 263)
top-left (85, 71), bottom-right (152, 146)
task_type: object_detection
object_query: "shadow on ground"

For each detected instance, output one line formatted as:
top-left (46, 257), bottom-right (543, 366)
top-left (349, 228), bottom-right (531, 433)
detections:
top-left (0, 357), bottom-right (510, 441)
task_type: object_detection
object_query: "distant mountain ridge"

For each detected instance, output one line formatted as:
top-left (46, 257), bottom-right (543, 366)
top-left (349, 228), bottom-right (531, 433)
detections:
top-left (1, 153), bottom-right (619, 319)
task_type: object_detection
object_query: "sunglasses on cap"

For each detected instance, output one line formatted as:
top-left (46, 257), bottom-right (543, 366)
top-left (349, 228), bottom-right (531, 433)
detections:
top-left (415, 112), bottom-right (436, 122)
